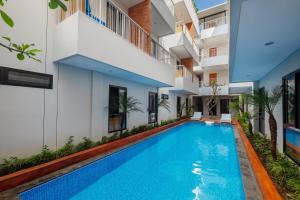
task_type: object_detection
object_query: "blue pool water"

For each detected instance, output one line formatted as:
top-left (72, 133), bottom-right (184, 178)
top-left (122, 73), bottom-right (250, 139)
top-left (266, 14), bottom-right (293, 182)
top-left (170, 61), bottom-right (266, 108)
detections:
top-left (20, 122), bottom-right (245, 200)
top-left (286, 128), bottom-right (300, 147)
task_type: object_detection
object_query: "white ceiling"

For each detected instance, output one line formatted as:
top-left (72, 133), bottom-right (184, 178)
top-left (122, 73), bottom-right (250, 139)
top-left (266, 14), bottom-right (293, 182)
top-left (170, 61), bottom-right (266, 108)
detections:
top-left (118, 0), bottom-right (144, 8)
top-left (198, 3), bottom-right (227, 18)
top-left (229, 0), bottom-right (300, 82)
top-left (59, 55), bottom-right (172, 88)
top-left (151, 5), bottom-right (174, 37)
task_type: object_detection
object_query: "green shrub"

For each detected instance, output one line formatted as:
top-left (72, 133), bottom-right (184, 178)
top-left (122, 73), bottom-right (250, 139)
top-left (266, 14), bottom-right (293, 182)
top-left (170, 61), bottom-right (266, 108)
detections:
top-left (238, 118), bottom-right (300, 199)
top-left (0, 118), bottom-right (181, 176)
top-left (56, 136), bottom-right (75, 157)
top-left (74, 137), bottom-right (94, 152)
top-left (108, 133), bottom-right (120, 142)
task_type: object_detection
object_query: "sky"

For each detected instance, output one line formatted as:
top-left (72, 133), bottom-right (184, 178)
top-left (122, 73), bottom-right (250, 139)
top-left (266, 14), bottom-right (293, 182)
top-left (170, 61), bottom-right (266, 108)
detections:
top-left (195, 0), bottom-right (226, 11)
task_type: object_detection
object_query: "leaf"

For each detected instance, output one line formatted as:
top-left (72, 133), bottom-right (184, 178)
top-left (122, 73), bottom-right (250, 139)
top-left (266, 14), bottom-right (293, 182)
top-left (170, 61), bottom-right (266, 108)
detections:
top-left (2, 36), bottom-right (11, 42)
top-left (17, 53), bottom-right (25, 60)
top-left (49, 0), bottom-right (67, 11)
top-left (0, 0), bottom-right (4, 7)
top-left (27, 49), bottom-right (42, 53)
top-left (0, 9), bottom-right (14, 27)
top-left (55, 0), bottom-right (67, 12)
top-left (48, 0), bottom-right (58, 9)
top-left (22, 44), bottom-right (30, 51)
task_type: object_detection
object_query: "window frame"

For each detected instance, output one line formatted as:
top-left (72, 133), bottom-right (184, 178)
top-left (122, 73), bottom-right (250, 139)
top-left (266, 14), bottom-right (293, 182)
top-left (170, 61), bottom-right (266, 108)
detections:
top-left (0, 66), bottom-right (53, 89)
top-left (108, 85), bottom-right (127, 133)
top-left (282, 68), bottom-right (300, 165)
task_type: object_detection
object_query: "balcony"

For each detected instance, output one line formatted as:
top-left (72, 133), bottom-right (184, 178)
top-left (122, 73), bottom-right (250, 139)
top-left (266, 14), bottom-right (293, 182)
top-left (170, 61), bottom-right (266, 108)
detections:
top-left (160, 23), bottom-right (199, 62)
top-left (200, 54), bottom-right (228, 69)
top-left (54, 0), bottom-right (175, 87)
top-left (173, 0), bottom-right (200, 35)
top-left (200, 16), bottom-right (228, 44)
top-left (169, 65), bottom-right (199, 94)
top-left (152, 0), bottom-right (176, 36)
top-left (199, 83), bottom-right (229, 96)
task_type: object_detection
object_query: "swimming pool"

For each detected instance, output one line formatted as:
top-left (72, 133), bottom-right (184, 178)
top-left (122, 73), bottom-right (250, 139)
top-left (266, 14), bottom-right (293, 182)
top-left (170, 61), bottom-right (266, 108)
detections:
top-left (20, 122), bottom-right (245, 200)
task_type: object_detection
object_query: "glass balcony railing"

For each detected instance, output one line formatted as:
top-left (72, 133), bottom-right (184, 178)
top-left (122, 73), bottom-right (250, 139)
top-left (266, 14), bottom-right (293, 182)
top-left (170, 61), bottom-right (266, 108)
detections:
top-left (176, 65), bottom-right (198, 83)
top-left (200, 16), bottom-right (227, 31)
top-left (58, 0), bottom-right (175, 66)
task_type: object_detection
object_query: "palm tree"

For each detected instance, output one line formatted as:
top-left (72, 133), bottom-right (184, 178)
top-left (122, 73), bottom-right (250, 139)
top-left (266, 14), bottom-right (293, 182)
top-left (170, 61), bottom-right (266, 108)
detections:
top-left (120, 96), bottom-right (143, 116)
top-left (229, 94), bottom-right (254, 135)
top-left (158, 98), bottom-right (170, 112)
top-left (118, 94), bottom-right (143, 133)
top-left (248, 86), bottom-right (282, 160)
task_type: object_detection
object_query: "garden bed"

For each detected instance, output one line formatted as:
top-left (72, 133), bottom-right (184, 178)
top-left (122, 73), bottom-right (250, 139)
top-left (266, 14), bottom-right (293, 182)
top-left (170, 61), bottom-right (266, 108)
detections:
top-left (236, 119), bottom-right (300, 200)
top-left (0, 118), bottom-right (189, 192)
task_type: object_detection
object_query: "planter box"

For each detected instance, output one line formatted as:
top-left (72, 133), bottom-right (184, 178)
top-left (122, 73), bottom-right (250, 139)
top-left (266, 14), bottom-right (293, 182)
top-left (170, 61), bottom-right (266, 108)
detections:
top-left (0, 118), bottom-right (189, 192)
top-left (234, 120), bottom-right (282, 200)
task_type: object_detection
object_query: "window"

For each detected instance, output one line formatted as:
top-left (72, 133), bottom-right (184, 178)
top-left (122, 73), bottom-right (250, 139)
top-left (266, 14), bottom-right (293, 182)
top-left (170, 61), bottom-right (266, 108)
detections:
top-left (220, 99), bottom-right (229, 114)
top-left (258, 87), bottom-right (265, 133)
top-left (283, 69), bottom-right (300, 165)
top-left (0, 67), bottom-right (53, 89)
top-left (209, 100), bottom-right (217, 116)
top-left (209, 73), bottom-right (217, 85)
top-left (209, 48), bottom-right (217, 57)
top-left (185, 98), bottom-right (189, 116)
top-left (108, 85), bottom-right (127, 133)
top-left (176, 96), bottom-right (181, 118)
top-left (193, 97), bottom-right (203, 112)
top-left (148, 92), bottom-right (158, 123)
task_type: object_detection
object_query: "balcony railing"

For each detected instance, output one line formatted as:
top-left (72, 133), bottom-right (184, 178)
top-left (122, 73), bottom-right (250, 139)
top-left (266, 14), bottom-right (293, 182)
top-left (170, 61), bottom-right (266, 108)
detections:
top-left (200, 16), bottom-right (227, 30)
top-left (176, 23), bottom-right (199, 55)
top-left (58, 0), bottom-right (174, 66)
top-left (176, 65), bottom-right (197, 82)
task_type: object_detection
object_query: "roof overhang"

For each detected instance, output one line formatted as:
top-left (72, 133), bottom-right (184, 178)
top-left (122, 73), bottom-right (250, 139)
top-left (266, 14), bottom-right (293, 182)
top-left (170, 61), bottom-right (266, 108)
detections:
top-left (229, 0), bottom-right (300, 83)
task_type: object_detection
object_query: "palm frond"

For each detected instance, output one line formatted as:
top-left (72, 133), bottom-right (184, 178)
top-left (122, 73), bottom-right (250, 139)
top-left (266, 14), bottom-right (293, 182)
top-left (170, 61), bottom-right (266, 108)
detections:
top-left (158, 98), bottom-right (170, 112)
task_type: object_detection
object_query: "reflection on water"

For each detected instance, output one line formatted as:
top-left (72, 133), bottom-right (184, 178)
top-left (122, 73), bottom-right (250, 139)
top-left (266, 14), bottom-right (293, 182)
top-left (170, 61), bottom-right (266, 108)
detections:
top-left (192, 186), bottom-right (202, 200)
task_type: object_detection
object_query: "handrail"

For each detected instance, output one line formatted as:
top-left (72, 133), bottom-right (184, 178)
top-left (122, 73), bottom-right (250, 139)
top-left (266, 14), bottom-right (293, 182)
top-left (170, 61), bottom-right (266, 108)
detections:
top-left (200, 16), bottom-right (227, 30)
top-left (107, 0), bottom-right (149, 36)
top-left (58, 0), bottom-right (174, 66)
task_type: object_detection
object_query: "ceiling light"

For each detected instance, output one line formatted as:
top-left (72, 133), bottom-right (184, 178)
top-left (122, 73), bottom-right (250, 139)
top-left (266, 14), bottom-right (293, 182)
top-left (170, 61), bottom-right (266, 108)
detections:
top-left (264, 41), bottom-right (274, 46)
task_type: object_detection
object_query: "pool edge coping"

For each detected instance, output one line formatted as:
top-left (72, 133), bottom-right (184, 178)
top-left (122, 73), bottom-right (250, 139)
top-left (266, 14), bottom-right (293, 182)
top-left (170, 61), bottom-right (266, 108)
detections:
top-left (0, 118), bottom-right (189, 196)
top-left (234, 120), bottom-right (282, 200)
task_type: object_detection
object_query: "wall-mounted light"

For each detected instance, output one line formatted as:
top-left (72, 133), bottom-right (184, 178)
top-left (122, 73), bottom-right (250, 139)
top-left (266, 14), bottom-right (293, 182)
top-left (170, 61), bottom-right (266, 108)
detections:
top-left (264, 41), bottom-right (274, 46)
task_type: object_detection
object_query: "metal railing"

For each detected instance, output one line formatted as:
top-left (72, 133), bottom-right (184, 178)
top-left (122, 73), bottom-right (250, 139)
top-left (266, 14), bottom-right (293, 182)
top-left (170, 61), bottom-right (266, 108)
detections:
top-left (59, 0), bottom-right (174, 66)
top-left (200, 16), bottom-right (227, 30)
top-left (176, 23), bottom-right (199, 55)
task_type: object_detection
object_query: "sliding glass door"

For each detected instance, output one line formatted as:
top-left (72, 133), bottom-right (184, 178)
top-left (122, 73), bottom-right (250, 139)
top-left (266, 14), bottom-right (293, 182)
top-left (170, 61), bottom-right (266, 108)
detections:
top-left (108, 85), bottom-right (127, 133)
top-left (258, 87), bottom-right (265, 133)
top-left (176, 96), bottom-right (181, 118)
top-left (283, 69), bottom-right (300, 164)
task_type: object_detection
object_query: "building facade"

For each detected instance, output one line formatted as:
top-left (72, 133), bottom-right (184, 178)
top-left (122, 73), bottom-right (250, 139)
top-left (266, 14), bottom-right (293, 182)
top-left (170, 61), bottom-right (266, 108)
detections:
top-left (192, 3), bottom-right (252, 117)
top-left (0, 0), bottom-right (201, 159)
top-left (230, 0), bottom-right (300, 164)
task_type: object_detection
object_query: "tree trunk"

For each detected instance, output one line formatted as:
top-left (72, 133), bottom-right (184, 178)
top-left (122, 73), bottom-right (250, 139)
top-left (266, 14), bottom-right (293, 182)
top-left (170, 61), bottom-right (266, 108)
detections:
top-left (269, 113), bottom-right (277, 160)
top-left (248, 119), bottom-right (253, 136)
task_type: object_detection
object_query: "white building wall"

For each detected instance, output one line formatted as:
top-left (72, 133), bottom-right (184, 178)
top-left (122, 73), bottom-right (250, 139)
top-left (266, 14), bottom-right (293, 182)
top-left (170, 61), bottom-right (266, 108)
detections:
top-left (258, 48), bottom-right (300, 152)
top-left (158, 88), bottom-right (189, 122)
top-left (202, 43), bottom-right (228, 57)
top-left (202, 69), bottom-right (228, 85)
top-left (0, 0), bottom-right (162, 160)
